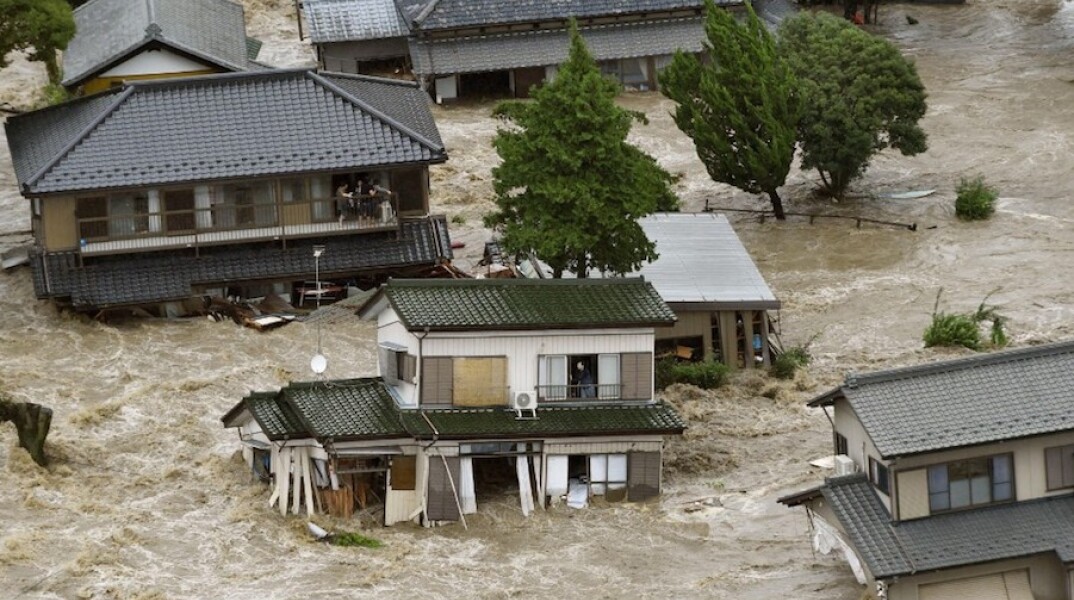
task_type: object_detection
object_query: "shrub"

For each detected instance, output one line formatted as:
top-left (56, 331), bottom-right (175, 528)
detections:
top-left (655, 358), bottom-right (730, 390)
top-left (955, 176), bottom-right (997, 221)
top-left (450, 214), bottom-right (466, 225)
top-left (923, 312), bottom-right (981, 350)
top-left (330, 531), bottom-right (383, 549)
top-left (772, 346), bottom-right (811, 379)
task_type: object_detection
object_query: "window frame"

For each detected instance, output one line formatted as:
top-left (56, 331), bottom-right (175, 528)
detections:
top-left (1044, 444), bottom-right (1074, 491)
top-left (868, 456), bottom-right (890, 496)
top-left (926, 453), bottom-right (1015, 514)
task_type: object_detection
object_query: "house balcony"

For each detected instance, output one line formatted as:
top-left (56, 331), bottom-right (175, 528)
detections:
top-left (536, 384), bottom-right (623, 403)
top-left (75, 194), bottom-right (399, 257)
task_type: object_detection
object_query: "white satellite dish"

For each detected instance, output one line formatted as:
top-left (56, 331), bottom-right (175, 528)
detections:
top-left (310, 353), bottom-right (328, 375)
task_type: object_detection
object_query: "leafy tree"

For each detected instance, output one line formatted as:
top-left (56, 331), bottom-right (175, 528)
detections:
top-left (660, 0), bottom-right (800, 220)
top-left (485, 22), bottom-right (677, 278)
top-left (0, 0), bottom-right (76, 86)
top-left (779, 12), bottom-right (927, 199)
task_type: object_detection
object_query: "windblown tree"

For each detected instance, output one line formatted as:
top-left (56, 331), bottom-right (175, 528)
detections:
top-left (485, 22), bottom-right (677, 278)
top-left (0, 393), bottom-right (53, 467)
top-left (660, 0), bottom-right (800, 220)
top-left (0, 0), bottom-right (76, 86)
top-left (779, 12), bottom-right (928, 199)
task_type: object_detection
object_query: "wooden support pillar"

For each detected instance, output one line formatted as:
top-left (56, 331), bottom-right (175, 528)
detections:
top-left (742, 310), bottom-right (755, 370)
top-left (760, 311), bottom-right (772, 367)
top-left (718, 311), bottom-right (738, 371)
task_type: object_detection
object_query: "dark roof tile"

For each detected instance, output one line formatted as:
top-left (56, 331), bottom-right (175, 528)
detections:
top-left (415, 0), bottom-right (726, 30)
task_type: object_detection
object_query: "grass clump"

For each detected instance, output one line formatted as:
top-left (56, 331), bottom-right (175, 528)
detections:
top-left (955, 176), bottom-right (997, 221)
top-left (450, 214), bottom-right (467, 225)
top-left (656, 358), bottom-right (730, 390)
top-left (329, 531), bottom-right (383, 549)
top-left (772, 346), bottom-right (812, 379)
top-left (923, 289), bottom-right (1008, 351)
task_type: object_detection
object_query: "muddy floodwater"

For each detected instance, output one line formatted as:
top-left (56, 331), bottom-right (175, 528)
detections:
top-left (2, 1), bottom-right (1074, 598)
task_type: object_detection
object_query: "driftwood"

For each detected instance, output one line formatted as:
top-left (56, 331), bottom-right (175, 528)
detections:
top-left (0, 396), bottom-right (53, 466)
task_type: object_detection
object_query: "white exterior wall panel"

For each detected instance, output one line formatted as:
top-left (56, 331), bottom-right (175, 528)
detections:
top-left (833, 398), bottom-right (891, 512)
top-left (100, 48), bottom-right (210, 77)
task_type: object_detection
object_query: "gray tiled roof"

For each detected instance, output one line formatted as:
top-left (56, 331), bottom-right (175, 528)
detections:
top-left (414, 0), bottom-right (723, 31)
top-left (6, 70), bottom-right (446, 196)
top-left (305, 0), bottom-right (410, 43)
top-left (30, 217), bottom-right (453, 308)
top-left (810, 341), bottom-right (1074, 458)
top-left (365, 278), bottom-right (677, 331)
top-left (631, 213), bottom-right (780, 309)
top-left (410, 17), bottom-right (705, 76)
top-left (817, 474), bottom-right (1074, 579)
top-left (62, 0), bottom-right (253, 87)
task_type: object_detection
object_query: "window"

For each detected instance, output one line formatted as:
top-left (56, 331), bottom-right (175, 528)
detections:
top-left (868, 457), bottom-right (890, 495)
top-left (379, 344), bottom-right (416, 385)
top-left (589, 454), bottom-right (628, 498)
top-left (835, 433), bottom-right (848, 456)
top-left (109, 192), bottom-right (150, 236)
top-left (538, 354), bottom-right (621, 400)
top-left (928, 454), bottom-right (1013, 512)
top-left (213, 181), bottom-right (276, 227)
top-left (76, 197), bottom-right (108, 240)
top-left (390, 456), bottom-right (416, 490)
top-left (1045, 444), bottom-right (1074, 490)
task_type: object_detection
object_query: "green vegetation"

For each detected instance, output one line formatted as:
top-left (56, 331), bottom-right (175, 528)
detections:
top-left (450, 214), bottom-right (467, 225)
top-left (772, 346), bottom-right (811, 380)
top-left (954, 176), bottom-right (998, 221)
top-left (485, 22), bottom-right (677, 278)
top-left (0, 0), bottom-right (76, 85)
top-left (779, 13), bottom-right (928, 199)
top-left (923, 290), bottom-right (1008, 351)
top-left (656, 358), bottom-right (730, 390)
top-left (40, 82), bottom-right (71, 107)
top-left (660, 1), bottom-right (800, 220)
top-left (329, 531), bottom-right (383, 549)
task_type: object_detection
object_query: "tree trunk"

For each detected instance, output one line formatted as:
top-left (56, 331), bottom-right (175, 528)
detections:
top-left (767, 189), bottom-right (787, 221)
top-left (44, 52), bottom-right (62, 87)
top-left (0, 397), bottom-right (53, 467)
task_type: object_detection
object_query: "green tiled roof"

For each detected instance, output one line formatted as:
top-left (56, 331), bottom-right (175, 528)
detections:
top-left (245, 391), bottom-right (308, 440)
top-left (400, 403), bottom-right (686, 439)
top-left (284, 379), bottom-right (409, 441)
top-left (378, 278), bottom-right (677, 331)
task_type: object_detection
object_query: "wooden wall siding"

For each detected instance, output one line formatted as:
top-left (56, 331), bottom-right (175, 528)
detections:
top-left (421, 356), bottom-right (454, 406)
top-left (627, 451), bottom-right (662, 501)
top-left (1044, 444), bottom-right (1074, 490)
top-left (545, 440), bottom-right (663, 455)
top-left (452, 357), bottom-right (507, 407)
top-left (426, 456), bottom-right (461, 522)
top-left (619, 352), bottom-right (653, 400)
top-left (390, 456), bottom-right (417, 490)
top-left (281, 202), bottom-right (311, 226)
top-left (422, 331), bottom-right (653, 398)
top-left (655, 310), bottom-right (712, 358)
top-left (896, 469), bottom-right (930, 521)
top-left (42, 197), bottom-right (78, 251)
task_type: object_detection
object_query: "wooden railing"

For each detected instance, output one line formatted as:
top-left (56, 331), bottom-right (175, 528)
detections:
top-left (75, 194), bottom-right (399, 253)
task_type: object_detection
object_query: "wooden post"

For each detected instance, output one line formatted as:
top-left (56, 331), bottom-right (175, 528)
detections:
top-left (279, 447), bottom-right (291, 516)
top-left (742, 311), bottom-right (756, 370)
top-left (719, 312), bottom-right (738, 371)
top-left (760, 311), bottom-right (772, 367)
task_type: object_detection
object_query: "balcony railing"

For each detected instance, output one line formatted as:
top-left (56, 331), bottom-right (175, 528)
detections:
top-left (75, 194), bottom-right (398, 256)
top-left (537, 383), bottom-right (622, 402)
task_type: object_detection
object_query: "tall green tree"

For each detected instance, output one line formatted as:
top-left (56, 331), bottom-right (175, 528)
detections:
top-left (660, 0), bottom-right (800, 220)
top-left (0, 0), bottom-right (76, 86)
top-left (485, 22), bottom-right (677, 278)
top-left (779, 12), bottom-right (927, 199)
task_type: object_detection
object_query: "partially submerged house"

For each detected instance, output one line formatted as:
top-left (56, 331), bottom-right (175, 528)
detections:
top-left (222, 278), bottom-right (685, 525)
top-left (5, 69), bottom-right (451, 311)
top-left (779, 341), bottom-right (1074, 600)
top-left (632, 213), bottom-right (781, 369)
top-left (302, 0), bottom-right (740, 101)
top-left (63, 0), bottom-right (264, 95)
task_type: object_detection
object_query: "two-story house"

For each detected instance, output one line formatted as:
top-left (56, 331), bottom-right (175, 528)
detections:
top-left (779, 342), bottom-right (1074, 600)
top-left (5, 69), bottom-right (452, 312)
top-left (302, 0), bottom-right (740, 101)
top-left (63, 0), bottom-right (264, 95)
top-left (222, 278), bottom-right (686, 526)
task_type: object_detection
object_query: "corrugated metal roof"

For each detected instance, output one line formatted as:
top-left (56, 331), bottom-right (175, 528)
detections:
top-left (410, 16), bottom-right (705, 75)
top-left (811, 341), bottom-right (1074, 458)
top-left (31, 217), bottom-right (453, 308)
top-left (366, 278), bottom-right (677, 331)
top-left (6, 69), bottom-right (446, 195)
top-left (304, 0), bottom-right (410, 43)
top-left (414, 0), bottom-right (724, 31)
top-left (624, 213), bottom-right (780, 308)
top-left (815, 474), bottom-right (1074, 579)
top-left (62, 0), bottom-right (253, 87)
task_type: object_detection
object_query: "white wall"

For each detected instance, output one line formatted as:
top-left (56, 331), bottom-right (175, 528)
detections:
top-left (834, 398), bottom-right (891, 511)
top-left (100, 47), bottom-right (210, 77)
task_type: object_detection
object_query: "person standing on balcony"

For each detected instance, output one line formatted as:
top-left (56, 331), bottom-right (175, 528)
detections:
top-left (576, 362), bottom-right (596, 398)
top-left (336, 182), bottom-right (354, 224)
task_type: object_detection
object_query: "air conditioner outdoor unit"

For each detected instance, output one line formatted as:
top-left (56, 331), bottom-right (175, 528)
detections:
top-left (511, 390), bottom-right (538, 417)
top-left (834, 454), bottom-right (856, 477)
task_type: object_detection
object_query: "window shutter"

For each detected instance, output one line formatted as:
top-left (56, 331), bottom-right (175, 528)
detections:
top-left (620, 352), bottom-right (653, 400)
top-left (401, 354), bottom-right (417, 383)
top-left (1047, 444), bottom-right (1074, 490)
top-left (426, 456), bottom-right (461, 522)
top-left (421, 357), bottom-right (453, 406)
top-left (390, 456), bottom-right (417, 491)
top-left (627, 451), bottom-right (661, 501)
top-left (385, 349), bottom-right (399, 384)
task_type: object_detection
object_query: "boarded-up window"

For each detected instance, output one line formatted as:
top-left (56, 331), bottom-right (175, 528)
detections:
top-left (453, 357), bottom-right (507, 407)
top-left (390, 456), bottom-right (417, 491)
top-left (426, 456), bottom-right (461, 522)
top-left (628, 451), bottom-right (661, 501)
top-left (619, 352), bottom-right (653, 400)
top-left (1045, 444), bottom-right (1074, 490)
top-left (422, 357), bottom-right (454, 406)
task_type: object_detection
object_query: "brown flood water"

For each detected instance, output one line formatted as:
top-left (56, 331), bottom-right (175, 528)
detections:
top-left (2, 1), bottom-right (1074, 598)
